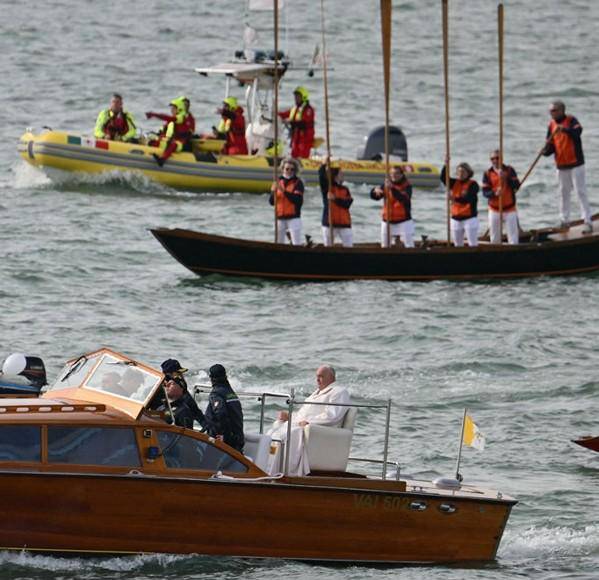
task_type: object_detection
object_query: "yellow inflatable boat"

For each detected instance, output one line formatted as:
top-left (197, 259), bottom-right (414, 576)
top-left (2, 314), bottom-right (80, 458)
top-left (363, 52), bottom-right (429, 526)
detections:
top-left (18, 129), bottom-right (439, 193)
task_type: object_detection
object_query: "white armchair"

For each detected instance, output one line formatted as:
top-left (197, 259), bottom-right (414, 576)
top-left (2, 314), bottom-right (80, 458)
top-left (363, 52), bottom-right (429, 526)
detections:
top-left (304, 407), bottom-right (357, 472)
top-left (243, 433), bottom-right (272, 473)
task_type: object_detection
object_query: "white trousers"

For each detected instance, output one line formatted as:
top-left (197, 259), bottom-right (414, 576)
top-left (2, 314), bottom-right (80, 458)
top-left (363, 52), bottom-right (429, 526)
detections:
top-left (321, 226), bottom-right (353, 247)
top-left (267, 421), bottom-right (309, 476)
top-left (276, 218), bottom-right (303, 245)
top-left (557, 165), bottom-right (592, 224)
top-left (451, 216), bottom-right (479, 247)
top-left (488, 209), bottom-right (519, 245)
top-left (380, 220), bottom-right (415, 248)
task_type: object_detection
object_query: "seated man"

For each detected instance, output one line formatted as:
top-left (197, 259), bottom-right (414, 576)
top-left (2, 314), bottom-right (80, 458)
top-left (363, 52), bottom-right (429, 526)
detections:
top-left (94, 93), bottom-right (137, 142)
top-left (268, 365), bottom-right (350, 476)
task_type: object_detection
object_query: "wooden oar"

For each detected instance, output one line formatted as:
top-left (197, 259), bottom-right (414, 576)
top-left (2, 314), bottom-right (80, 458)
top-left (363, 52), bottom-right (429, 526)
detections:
top-left (273, 0), bottom-right (280, 243)
top-left (381, 0), bottom-right (392, 247)
top-left (498, 2), bottom-right (504, 243)
top-left (518, 129), bottom-right (558, 189)
top-left (320, 0), bottom-right (334, 246)
top-left (442, 0), bottom-right (451, 245)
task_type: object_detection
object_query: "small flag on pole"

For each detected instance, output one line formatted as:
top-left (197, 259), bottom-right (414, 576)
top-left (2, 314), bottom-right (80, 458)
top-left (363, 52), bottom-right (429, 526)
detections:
top-left (248, 0), bottom-right (285, 10)
top-left (463, 414), bottom-right (486, 451)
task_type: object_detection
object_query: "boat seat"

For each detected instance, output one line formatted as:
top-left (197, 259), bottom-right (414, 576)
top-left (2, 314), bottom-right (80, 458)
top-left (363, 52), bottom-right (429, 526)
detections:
top-left (243, 433), bottom-right (272, 472)
top-left (304, 407), bottom-right (357, 473)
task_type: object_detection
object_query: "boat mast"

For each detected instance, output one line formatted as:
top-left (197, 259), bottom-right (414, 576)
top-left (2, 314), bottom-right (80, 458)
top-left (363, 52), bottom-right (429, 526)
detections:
top-left (498, 2), bottom-right (504, 243)
top-left (381, 0), bottom-right (392, 248)
top-left (320, 0), bottom-right (334, 246)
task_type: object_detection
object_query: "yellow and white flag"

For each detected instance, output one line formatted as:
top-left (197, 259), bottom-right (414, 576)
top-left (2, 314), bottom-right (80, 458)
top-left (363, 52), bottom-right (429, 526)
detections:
top-left (463, 414), bottom-right (486, 451)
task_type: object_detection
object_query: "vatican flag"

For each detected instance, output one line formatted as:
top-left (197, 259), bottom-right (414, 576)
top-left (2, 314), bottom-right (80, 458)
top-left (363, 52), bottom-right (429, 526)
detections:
top-left (463, 414), bottom-right (486, 451)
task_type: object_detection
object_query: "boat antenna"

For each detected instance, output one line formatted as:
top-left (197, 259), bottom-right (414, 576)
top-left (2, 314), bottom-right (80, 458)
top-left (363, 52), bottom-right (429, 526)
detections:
top-left (498, 2), bottom-right (504, 243)
top-left (442, 0), bottom-right (451, 246)
top-left (380, 0), bottom-right (392, 248)
top-left (320, 0), bottom-right (335, 247)
top-left (273, 0), bottom-right (280, 243)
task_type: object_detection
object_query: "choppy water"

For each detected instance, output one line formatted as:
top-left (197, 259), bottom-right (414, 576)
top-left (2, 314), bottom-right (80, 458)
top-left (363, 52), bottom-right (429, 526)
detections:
top-left (1, 0), bottom-right (599, 578)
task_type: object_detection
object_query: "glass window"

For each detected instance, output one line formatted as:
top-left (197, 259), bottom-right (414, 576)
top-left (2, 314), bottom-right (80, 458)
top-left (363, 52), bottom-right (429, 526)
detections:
top-left (48, 427), bottom-right (140, 467)
top-left (157, 431), bottom-right (247, 473)
top-left (0, 426), bottom-right (41, 462)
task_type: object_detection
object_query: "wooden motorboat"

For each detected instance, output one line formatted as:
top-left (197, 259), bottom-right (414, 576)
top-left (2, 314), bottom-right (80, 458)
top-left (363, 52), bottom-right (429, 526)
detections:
top-left (0, 347), bottom-right (516, 563)
top-left (573, 436), bottom-right (599, 452)
top-left (151, 215), bottom-right (599, 282)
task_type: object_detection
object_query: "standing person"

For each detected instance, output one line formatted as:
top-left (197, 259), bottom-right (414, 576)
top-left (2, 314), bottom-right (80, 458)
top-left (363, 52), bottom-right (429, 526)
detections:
top-left (278, 86), bottom-right (315, 159)
top-left (146, 97), bottom-right (193, 166)
top-left (94, 93), bottom-right (137, 142)
top-left (267, 365), bottom-right (351, 476)
top-left (213, 97), bottom-right (248, 155)
top-left (482, 150), bottom-right (521, 245)
top-left (441, 161), bottom-right (480, 247)
top-left (370, 166), bottom-right (415, 248)
top-left (319, 161), bottom-right (353, 247)
top-left (269, 157), bottom-right (304, 245)
top-left (203, 364), bottom-right (244, 452)
top-left (542, 100), bottom-right (592, 232)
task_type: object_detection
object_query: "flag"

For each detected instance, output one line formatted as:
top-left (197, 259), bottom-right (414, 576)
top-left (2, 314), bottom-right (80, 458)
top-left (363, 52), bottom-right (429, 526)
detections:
top-left (463, 414), bottom-right (486, 451)
top-left (248, 0), bottom-right (285, 10)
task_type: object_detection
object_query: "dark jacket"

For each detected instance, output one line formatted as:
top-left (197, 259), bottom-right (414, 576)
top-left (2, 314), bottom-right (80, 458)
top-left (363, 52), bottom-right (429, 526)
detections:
top-left (204, 380), bottom-right (245, 451)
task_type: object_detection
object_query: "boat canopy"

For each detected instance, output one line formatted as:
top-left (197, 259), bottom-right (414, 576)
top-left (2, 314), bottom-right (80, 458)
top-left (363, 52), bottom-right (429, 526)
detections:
top-left (42, 347), bottom-right (164, 420)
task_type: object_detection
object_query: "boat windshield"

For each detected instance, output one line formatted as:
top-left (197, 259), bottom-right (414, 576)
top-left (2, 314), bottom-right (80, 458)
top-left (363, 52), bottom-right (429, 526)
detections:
top-left (48, 350), bottom-right (163, 405)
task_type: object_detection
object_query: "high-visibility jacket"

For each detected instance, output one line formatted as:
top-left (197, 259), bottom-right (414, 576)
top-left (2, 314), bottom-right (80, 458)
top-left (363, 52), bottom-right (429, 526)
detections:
top-left (269, 176), bottom-right (304, 219)
top-left (94, 109), bottom-right (136, 141)
top-left (440, 166), bottom-right (479, 220)
top-left (279, 102), bottom-right (315, 158)
top-left (218, 107), bottom-right (248, 155)
top-left (545, 115), bottom-right (585, 169)
top-left (482, 165), bottom-right (520, 212)
top-left (319, 165), bottom-right (352, 227)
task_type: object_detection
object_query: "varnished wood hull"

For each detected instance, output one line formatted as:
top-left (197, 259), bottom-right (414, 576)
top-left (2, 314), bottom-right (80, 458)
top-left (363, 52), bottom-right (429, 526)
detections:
top-left (573, 436), bottom-right (599, 452)
top-left (0, 472), bottom-right (514, 563)
top-left (151, 215), bottom-right (599, 281)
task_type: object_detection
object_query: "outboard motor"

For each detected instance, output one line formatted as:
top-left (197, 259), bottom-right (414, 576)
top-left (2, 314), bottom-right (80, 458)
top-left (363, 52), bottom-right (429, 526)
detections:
top-left (0, 353), bottom-right (47, 396)
top-left (357, 125), bottom-right (408, 162)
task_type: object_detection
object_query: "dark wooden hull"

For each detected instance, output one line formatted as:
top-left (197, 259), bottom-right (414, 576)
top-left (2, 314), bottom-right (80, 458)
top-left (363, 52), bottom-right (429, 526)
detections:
top-left (0, 471), bottom-right (515, 563)
top-left (573, 436), bottom-right (599, 452)
top-left (151, 215), bottom-right (599, 281)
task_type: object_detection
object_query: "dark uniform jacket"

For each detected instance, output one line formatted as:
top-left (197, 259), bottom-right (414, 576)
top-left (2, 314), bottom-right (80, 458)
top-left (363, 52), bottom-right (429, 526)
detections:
top-left (204, 380), bottom-right (245, 451)
top-left (159, 390), bottom-right (205, 429)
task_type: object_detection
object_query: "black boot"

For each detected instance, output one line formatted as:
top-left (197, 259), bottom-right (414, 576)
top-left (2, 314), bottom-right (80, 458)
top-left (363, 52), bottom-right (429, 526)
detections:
top-left (152, 153), bottom-right (165, 167)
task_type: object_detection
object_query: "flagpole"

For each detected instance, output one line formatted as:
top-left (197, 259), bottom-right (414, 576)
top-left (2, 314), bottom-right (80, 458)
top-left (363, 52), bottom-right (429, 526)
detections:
top-left (381, 0), bottom-right (392, 248)
top-left (454, 407), bottom-right (467, 481)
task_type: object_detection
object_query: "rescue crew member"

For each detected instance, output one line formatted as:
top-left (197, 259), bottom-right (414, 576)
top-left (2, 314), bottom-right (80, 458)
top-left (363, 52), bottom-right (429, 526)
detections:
top-left (542, 100), bottom-right (592, 233)
top-left (482, 150), bottom-right (521, 245)
top-left (94, 93), bottom-right (137, 142)
top-left (440, 161), bottom-right (480, 247)
top-left (319, 161), bottom-right (353, 247)
top-left (370, 165), bottom-right (415, 248)
top-left (269, 157), bottom-right (304, 245)
top-left (203, 364), bottom-right (244, 452)
top-left (278, 86), bottom-right (315, 159)
top-left (213, 97), bottom-right (248, 155)
top-left (146, 97), bottom-right (193, 166)
top-left (182, 97), bottom-right (196, 136)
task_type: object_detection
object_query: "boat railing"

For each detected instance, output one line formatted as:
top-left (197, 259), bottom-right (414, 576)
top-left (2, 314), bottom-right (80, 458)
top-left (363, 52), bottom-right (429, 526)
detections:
top-left (194, 385), bottom-right (395, 479)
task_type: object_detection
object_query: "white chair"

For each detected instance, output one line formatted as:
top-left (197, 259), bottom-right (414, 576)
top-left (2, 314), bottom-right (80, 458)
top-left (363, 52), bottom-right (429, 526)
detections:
top-left (304, 407), bottom-right (358, 472)
top-left (243, 433), bottom-right (272, 473)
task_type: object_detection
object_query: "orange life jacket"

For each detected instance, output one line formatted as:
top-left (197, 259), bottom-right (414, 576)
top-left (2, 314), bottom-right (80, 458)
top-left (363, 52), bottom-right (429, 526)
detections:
top-left (484, 167), bottom-right (516, 212)
top-left (382, 180), bottom-right (411, 223)
top-left (451, 179), bottom-right (477, 220)
top-left (549, 116), bottom-right (583, 168)
top-left (273, 177), bottom-right (303, 219)
top-left (326, 183), bottom-right (352, 227)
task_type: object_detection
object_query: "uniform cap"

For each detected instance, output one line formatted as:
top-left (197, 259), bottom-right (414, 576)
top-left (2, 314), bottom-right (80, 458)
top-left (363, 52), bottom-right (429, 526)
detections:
top-left (208, 364), bottom-right (227, 379)
top-left (161, 359), bottom-right (188, 375)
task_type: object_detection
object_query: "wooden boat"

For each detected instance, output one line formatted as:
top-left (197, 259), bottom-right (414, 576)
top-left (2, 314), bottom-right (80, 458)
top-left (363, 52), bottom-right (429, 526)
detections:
top-left (17, 129), bottom-right (438, 192)
top-left (573, 436), bottom-right (599, 452)
top-left (151, 215), bottom-right (599, 282)
top-left (0, 347), bottom-right (516, 563)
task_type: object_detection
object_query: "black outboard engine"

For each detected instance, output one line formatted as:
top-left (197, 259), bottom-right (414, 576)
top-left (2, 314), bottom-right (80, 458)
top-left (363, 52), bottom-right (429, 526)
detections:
top-left (0, 353), bottom-right (47, 396)
top-left (357, 125), bottom-right (408, 161)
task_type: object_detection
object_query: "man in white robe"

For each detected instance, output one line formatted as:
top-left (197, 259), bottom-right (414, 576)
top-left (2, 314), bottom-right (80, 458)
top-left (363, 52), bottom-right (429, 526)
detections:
top-left (268, 365), bottom-right (350, 476)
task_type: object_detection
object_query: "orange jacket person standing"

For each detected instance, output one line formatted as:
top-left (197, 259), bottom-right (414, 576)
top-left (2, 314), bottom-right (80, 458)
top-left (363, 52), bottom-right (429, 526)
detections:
top-left (319, 162), bottom-right (353, 247)
top-left (440, 162), bottom-right (479, 247)
top-left (269, 158), bottom-right (304, 245)
top-left (278, 86), bottom-right (315, 159)
top-left (214, 97), bottom-right (248, 155)
top-left (370, 166), bottom-right (415, 248)
top-left (542, 100), bottom-right (592, 233)
top-left (482, 150), bottom-right (521, 245)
